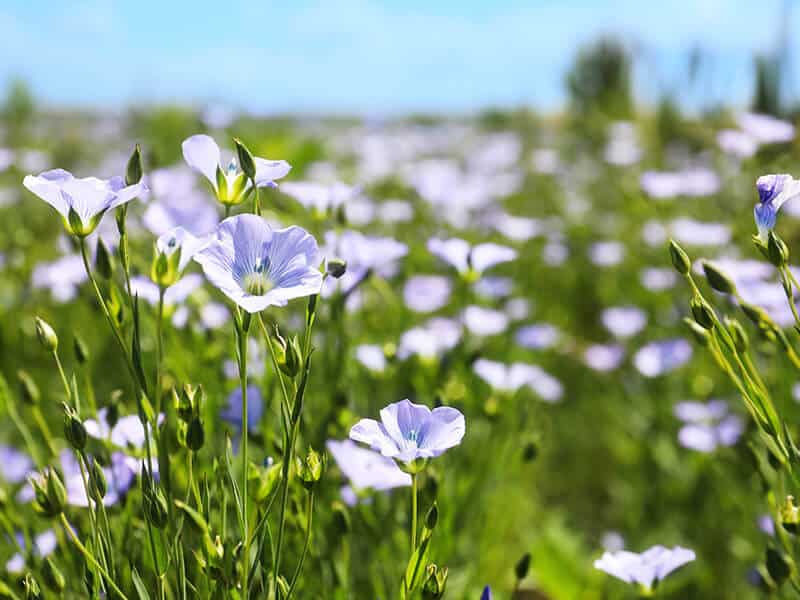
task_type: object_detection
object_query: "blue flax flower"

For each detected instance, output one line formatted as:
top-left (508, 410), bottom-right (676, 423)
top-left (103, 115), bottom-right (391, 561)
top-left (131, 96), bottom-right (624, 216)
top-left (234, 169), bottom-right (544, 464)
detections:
top-left (754, 174), bottom-right (800, 240)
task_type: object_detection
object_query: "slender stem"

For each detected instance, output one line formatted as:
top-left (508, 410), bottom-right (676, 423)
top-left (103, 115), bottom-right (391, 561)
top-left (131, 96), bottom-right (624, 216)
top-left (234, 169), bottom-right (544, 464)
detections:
top-left (238, 321), bottom-right (251, 599)
top-left (285, 491), bottom-right (315, 599)
top-left (60, 514), bottom-right (128, 600)
top-left (410, 473), bottom-right (418, 551)
top-left (52, 351), bottom-right (72, 405)
top-left (253, 181), bottom-right (261, 216)
top-left (155, 287), bottom-right (165, 415)
top-left (31, 406), bottom-right (57, 457)
top-left (274, 420), bottom-right (299, 598)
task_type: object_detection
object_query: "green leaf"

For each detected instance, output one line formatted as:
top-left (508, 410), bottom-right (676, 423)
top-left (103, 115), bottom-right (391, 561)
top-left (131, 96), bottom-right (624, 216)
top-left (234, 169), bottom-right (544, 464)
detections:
top-left (403, 534), bottom-right (431, 593)
top-left (131, 567), bottom-right (152, 600)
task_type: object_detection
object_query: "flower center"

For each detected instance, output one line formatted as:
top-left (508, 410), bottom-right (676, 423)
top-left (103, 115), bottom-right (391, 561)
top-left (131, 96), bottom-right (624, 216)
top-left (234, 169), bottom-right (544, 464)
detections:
top-left (243, 257), bottom-right (272, 295)
top-left (406, 429), bottom-right (419, 444)
top-left (227, 158), bottom-right (239, 177)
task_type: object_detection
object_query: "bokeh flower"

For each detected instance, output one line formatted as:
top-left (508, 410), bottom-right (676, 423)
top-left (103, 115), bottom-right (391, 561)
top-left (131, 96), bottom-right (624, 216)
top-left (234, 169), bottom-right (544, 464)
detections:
top-left (326, 439), bottom-right (411, 505)
top-left (594, 545), bottom-right (695, 592)
top-left (753, 174), bottom-right (800, 240)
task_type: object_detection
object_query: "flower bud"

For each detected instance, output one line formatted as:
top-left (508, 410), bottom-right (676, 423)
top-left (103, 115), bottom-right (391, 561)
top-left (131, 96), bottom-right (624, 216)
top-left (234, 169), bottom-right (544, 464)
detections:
top-left (726, 317), bottom-right (749, 353)
top-left (32, 468), bottom-right (67, 517)
top-left (17, 370), bottom-right (40, 405)
top-left (73, 334), bottom-right (89, 364)
top-left (144, 485), bottom-right (169, 529)
top-left (332, 501), bottom-right (350, 535)
top-left (34, 317), bottom-right (58, 352)
top-left (767, 231), bottom-right (789, 268)
top-left (126, 144), bottom-right (143, 186)
top-left (234, 138), bottom-right (256, 181)
top-left (186, 417), bottom-right (205, 451)
top-left (781, 496), bottom-right (800, 534)
top-left (669, 240), bottom-right (691, 275)
top-left (766, 547), bottom-right (792, 586)
top-left (425, 501), bottom-right (439, 530)
top-left (326, 258), bottom-right (347, 279)
top-left (63, 405), bottom-right (87, 451)
top-left (95, 239), bottom-right (114, 280)
top-left (297, 447), bottom-right (324, 491)
top-left (690, 296), bottom-right (715, 330)
top-left (151, 244), bottom-right (180, 288)
top-left (22, 573), bottom-right (40, 599)
top-left (522, 439), bottom-right (539, 462)
top-left (682, 317), bottom-right (710, 346)
top-left (702, 260), bottom-right (736, 294)
top-left (41, 557), bottom-right (66, 592)
top-left (422, 564), bottom-right (448, 600)
top-left (89, 459), bottom-right (107, 501)
top-left (515, 552), bottom-right (531, 581)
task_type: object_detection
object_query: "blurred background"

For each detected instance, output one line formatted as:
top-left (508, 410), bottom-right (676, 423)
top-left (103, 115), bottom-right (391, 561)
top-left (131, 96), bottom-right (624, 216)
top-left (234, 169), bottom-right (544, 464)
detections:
top-left (1, 0), bottom-right (798, 116)
top-left (3, 2), bottom-right (800, 599)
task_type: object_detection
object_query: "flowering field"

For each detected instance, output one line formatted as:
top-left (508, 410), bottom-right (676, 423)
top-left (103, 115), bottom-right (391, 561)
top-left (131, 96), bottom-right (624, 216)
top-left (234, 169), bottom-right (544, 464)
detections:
top-left (2, 87), bottom-right (800, 600)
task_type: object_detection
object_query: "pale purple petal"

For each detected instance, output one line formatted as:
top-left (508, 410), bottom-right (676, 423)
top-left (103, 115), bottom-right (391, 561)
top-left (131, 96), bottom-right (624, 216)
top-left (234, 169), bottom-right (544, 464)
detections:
top-left (182, 134), bottom-right (221, 189)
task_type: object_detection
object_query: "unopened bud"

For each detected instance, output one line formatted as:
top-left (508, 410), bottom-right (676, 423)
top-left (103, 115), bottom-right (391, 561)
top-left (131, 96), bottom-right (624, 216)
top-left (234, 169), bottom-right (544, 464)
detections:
top-left (126, 144), bottom-right (143, 186)
top-left (767, 232), bottom-right (789, 268)
top-left (781, 496), bottom-right (800, 534)
top-left (297, 447), bottom-right (324, 491)
top-left (425, 501), bottom-right (439, 530)
top-left (95, 239), bottom-right (114, 279)
top-left (32, 468), bottom-right (67, 517)
top-left (327, 258), bottom-right (347, 279)
top-left (63, 405), bottom-right (87, 451)
top-left (34, 317), bottom-right (58, 352)
top-left (186, 417), bottom-right (205, 451)
top-left (22, 573), bottom-right (40, 599)
top-left (690, 296), bottom-right (715, 330)
top-left (144, 485), bottom-right (168, 529)
top-left (89, 459), bottom-right (107, 501)
top-left (41, 557), bottom-right (66, 592)
top-left (765, 547), bottom-right (792, 585)
top-left (515, 552), bottom-right (531, 581)
top-left (234, 138), bottom-right (257, 181)
top-left (422, 564), bottom-right (448, 600)
top-left (73, 334), bottom-right (89, 364)
top-left (702, 260), bottom-right (736, 294)
top-left (669, 240), bottom-right (691, 275)
top-left (726, 318), bottom-right (749, 353)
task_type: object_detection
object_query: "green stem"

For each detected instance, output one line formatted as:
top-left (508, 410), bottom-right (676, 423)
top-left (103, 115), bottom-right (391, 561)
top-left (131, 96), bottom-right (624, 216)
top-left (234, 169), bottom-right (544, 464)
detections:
top-left (285, 491), bottom-right (315, 599)
top-left (253, 181), bottom-right (261, 216)
top-left (60, 513), bottom-right (129, 600)
top-left (155, 287), bottom-right (165, 415)
top-left (238, 319), bottom-right (251, 599)
top-left (410, 473), bottom-right (418, 551)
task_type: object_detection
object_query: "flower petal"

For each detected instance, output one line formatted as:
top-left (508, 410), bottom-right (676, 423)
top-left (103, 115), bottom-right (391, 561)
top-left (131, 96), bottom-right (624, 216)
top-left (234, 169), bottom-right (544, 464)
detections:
top-left (182, 134), bottom-right (221, 190)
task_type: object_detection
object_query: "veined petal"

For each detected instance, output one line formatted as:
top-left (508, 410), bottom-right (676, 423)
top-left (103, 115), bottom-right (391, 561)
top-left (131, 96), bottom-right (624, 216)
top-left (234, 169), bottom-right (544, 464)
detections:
top-left (23, 170), bottom-right (73, 219)
top-left (182, 134), bottom-right (221, 190)
top-left (419, 406), bottom-right (466, 454)
top-left (349, 418), bottom-right (399, 457)
top-left (254, 157), bottom-right (291, 187)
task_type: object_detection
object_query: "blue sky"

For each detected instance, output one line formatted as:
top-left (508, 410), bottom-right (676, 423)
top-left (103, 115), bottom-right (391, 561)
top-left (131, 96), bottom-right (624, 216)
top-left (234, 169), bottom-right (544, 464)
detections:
top-left (0, 1), bottom-right (795, 114)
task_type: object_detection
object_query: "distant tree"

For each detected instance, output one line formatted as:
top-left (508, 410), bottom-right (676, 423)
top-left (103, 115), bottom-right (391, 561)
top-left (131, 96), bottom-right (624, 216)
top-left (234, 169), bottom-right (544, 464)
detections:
top-left (752, 54), bottom-right (782, 116)
top-left (565, 37), bottom-right (634, 120)
top-left (2, 78), bottom-right (35, 146)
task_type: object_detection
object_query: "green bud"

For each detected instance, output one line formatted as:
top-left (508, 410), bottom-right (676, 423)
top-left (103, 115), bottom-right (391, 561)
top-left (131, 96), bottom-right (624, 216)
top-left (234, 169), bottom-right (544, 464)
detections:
top-left (89, 459), bottom-right (107, 501)
top-left (34, 317), bottom-right (58, 352)
top-left (669, 239), bottom-right (691, 275)
top-left (186, 417), bottom-right (205, 452)
top-left (741, 302), bottom-right (769, 326)
top-left (332, 501), bottom-right (350, 535)
top-left (233, 138), bottom-right (256, 181)
top-left (17, 370), bottom-right (40, 405)
top-left (151, 244), bottom-right (180, 288)
top-left (515, 552), bottom-right (531, 581)
top-left (274, 328), bottom-right (302, 378)
top-left (690, 296), bottom-right (715, 330)
top-left (41, 557), bottom-right (66, 592)
top-left (522, 440), bottom-right (539, 462)
top-left (175, 384), bottom-right (202, 422)
top-left (765, 547), bottom-right (792, 585)
top-left (326, 258), bottom-right (347, 279)
top-left (144, 485), bottom-right (169, 529)
top-left (125, 144), bottom-right (143, 185)
top-left (32, 468), bottom-right (66, 517)
top-left (702, 260), bottom-right (736, 294)
top-left (767, 231), bottom-right (789, 268)
top-left (73, 334), bottom-right (89, 364)
top-left (296, 447), bottom-right (324, 491)
top-left (95, 239), bottom-right (114, 279)
top-left (781, 496), bottom-right (800, 534)
top-left (63, 405), bottom-right (87, 451)
top-left (726, 317), bottom-right (749, 353)
top-left (22, 573), bottom-right (40, 599)
top-left (422, 564), bottom-right (448, 600)
top-left (425, 501), bottom-right (439, 530)
top-left (682, 317), bottom-right (710, 346)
